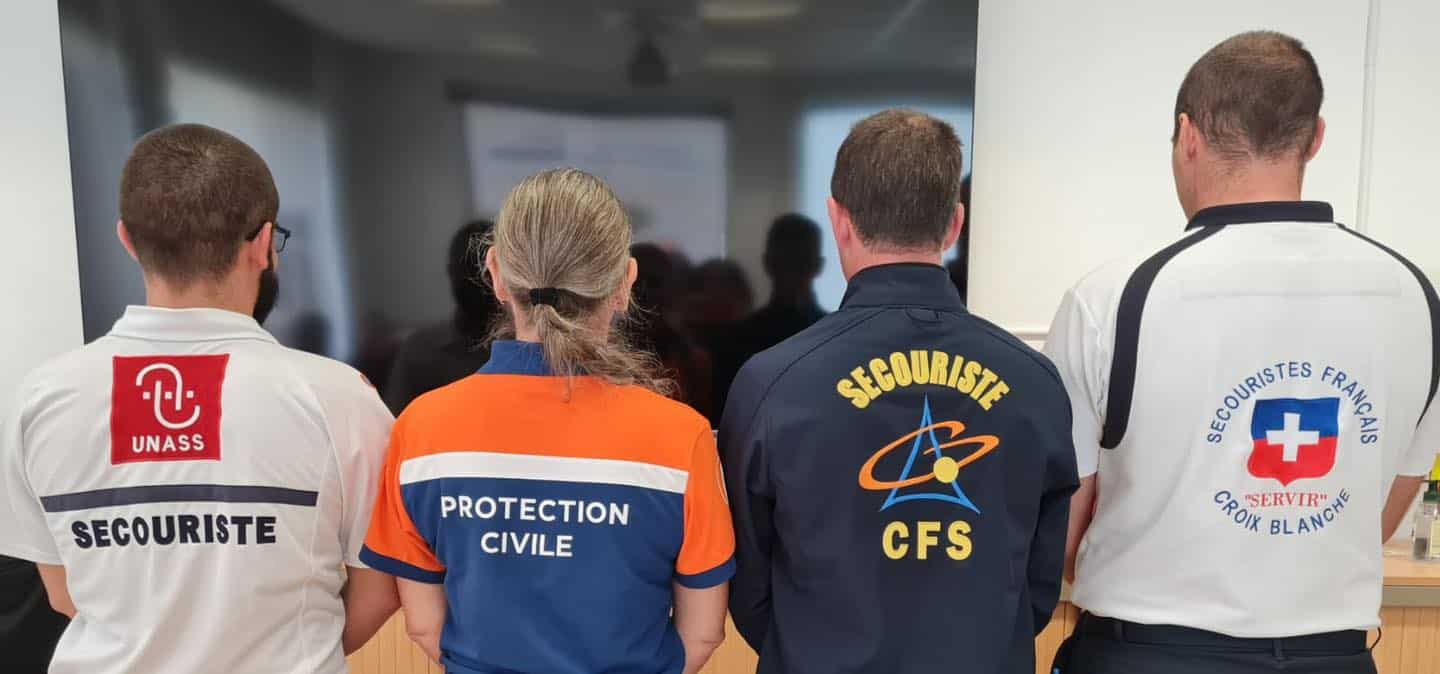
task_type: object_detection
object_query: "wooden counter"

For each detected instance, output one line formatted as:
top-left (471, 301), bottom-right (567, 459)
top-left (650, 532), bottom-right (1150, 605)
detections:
top-left (1384, 542), bottom-right (1440, 588)
top-left (1372, 543), bottom-right (1440, 672)
top-left (349, 551), bottom-right (1440, 674)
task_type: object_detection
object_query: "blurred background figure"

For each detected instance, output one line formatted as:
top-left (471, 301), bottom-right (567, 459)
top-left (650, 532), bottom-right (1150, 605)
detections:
top-left (0, 556), bottom-right (68, 672)
top-left (290, 310), bottom-right (333, 356)
top-left (683, 259), bottom-right (755, 424)
top-left (384, 219), bottom-right (498, 414)
top-left (947, 176), bottom-right (972, 301)
top-left (684, 259), bottom-right (755, 338)
top-left (353, 311), bottom-right (403, 396)
top-left (631, 243), bottom-right (716, 420)
top-left (712, 214), bottom-right (827, 418)
top-left (741, 213), bottom-right (827, 351)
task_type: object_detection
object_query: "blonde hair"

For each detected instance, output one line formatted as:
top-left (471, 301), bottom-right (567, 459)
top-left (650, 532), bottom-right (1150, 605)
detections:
top-left (489, 168), bottom-right (673, 396)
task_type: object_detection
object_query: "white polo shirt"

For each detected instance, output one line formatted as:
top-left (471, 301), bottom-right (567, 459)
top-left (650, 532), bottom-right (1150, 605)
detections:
top-left (1046, 201), bottom-right (1440, 638)
top-left (0, 306), bottom-right (393, 674)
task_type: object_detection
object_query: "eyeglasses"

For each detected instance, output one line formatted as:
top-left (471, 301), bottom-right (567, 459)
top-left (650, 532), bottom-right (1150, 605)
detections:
top-left (246, 222), bottom-right (292, 253)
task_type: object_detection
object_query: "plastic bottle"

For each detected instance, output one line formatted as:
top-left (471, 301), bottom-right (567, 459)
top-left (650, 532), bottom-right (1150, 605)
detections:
top-left (1416, 481), bottom-right (1440, 561)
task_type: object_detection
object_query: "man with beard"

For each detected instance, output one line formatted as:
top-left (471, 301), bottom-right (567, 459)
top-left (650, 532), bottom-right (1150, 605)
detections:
top-left (0, 124), bottom-right (399, 673)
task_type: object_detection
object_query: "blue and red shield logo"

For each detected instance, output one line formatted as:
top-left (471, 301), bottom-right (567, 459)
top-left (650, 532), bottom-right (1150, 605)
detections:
top-left (1248, 398), bottom-right (1340, 486)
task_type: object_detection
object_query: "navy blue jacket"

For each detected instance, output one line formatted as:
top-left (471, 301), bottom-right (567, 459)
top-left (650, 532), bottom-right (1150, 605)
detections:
top-left (719, 264), bottom-right (1078, 674)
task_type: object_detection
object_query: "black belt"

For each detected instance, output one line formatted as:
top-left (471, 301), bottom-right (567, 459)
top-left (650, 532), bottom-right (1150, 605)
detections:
top-left (1076, 613), bottom-right (1368, 656)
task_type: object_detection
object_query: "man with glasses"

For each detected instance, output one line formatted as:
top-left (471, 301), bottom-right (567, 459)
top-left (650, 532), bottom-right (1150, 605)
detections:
top-left (0, 124), bottom-right (398, 673)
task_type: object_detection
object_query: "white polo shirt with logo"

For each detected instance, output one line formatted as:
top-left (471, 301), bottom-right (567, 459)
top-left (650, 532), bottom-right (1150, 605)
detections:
top-left (0, 307), bottom-right (393, 673)
top-left (1046, 201), bottom-right (1440, 638)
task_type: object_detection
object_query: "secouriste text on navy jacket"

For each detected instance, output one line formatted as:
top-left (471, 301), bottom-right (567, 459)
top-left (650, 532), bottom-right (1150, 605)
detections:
top-left (719, 263), bottom-right (1079, 674)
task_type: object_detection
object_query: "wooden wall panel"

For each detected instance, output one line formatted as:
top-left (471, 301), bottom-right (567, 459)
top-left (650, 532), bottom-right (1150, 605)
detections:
top-left (1374, 607), bottom-right (1407, 674)
top-left (1391, 608), bottom-right (1439, 674)
top-left (350, 603), bottom-right (1440, 674)
top-left (1033, 603), bottom-right (1074, 674)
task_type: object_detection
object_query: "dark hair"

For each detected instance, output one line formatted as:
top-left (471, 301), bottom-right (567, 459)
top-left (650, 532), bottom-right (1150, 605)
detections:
top-left (830, 109), bottom-right (963, 250)
top-left (763, 213), bottom-right (823, 286)
top-left (631, 243), bottom-right (678, 314)
top-left (1173, 31), bottom-right (1324, 161)
top-left (690, 259), bottom-right (755, 312)
top-left (450, 219), bottom-right (498, 331)
top-left (765, 213), bottom-right (822, 260)
top-left (119, 124), bottom-right (278, 284)
top-left (449, 219), bottom-right (493, 282)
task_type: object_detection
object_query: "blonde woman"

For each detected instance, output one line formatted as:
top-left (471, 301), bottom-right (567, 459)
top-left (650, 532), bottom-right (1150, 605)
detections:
top-left (361, 169), bottom-right (734, 674)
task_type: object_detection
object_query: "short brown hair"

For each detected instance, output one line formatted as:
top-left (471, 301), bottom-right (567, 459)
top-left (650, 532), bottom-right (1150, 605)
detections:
top-left (1173, 31), bottom-right (1324, 161)
top-left (119, 124), bottom-right (278, 283)
top-left (831, 109), bottom-right (963, 250)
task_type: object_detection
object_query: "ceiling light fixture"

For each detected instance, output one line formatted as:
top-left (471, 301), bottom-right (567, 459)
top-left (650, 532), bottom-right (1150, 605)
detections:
top-left (421, 0), bottom-right (502, 8)
top-left (703, 49), bottom-right (775, 70)
top-left (629, 35), bottom-right (670, 87)
top-left (471, 34), bottom-right (539, 57)
top-left (700, 1), bottom-right (803, 22)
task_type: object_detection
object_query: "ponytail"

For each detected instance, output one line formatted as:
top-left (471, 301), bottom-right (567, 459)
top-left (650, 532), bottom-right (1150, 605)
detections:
top-left (513, 289), bottom-right (673, 396)
top-left (487, 168), bottom-right (676, 398)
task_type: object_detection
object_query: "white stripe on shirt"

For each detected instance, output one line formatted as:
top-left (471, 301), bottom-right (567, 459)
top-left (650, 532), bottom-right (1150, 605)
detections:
top-left (399, 451), bottom-right (690, 494)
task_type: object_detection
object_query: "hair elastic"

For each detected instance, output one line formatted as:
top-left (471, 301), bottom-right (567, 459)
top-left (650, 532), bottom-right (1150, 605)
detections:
top-left (529, 287), bottom-right (563, 307)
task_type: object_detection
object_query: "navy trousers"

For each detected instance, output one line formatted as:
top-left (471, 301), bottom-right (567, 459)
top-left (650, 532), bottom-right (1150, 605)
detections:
top-left (1053, 615), bottom-right (1376, 674)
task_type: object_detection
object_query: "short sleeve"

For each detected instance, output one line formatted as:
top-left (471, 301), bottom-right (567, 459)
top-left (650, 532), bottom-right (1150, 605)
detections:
top-left (1044, 288), bottom-right (1108, 478)
top-left (675, 428), bottom-right (736, 588)
top-left (360, 420), bottom-right (446, 583)
top-left (0, 386), bottom-right (61, 564)
top-left (1401, 397), bottom-right (1440, 477)
top-left (328, 379), bottom-right (395, 567)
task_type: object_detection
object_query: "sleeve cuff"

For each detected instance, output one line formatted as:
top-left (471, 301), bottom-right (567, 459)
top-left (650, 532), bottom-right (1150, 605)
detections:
top-left (676, 556), bottom-right (736, 589)
top-left (359, 545), bottom-right (445, 584)
top-left (0, 542), bottom-right (62, 566)
top-left (1399, 452), bottom-right (1438, 477)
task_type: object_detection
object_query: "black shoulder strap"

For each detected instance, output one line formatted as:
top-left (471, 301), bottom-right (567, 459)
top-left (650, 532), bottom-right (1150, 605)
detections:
top-left (1100, 225), bottom-right (1227, 449)
top-left (1340, 228), bottom-right (1440, 416)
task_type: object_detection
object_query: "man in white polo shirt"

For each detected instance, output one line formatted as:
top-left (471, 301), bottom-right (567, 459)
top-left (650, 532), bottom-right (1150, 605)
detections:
top-left (1046, 31), bottom-right (1439, 673)
top-left (0, 124), bottom-right (399, 673)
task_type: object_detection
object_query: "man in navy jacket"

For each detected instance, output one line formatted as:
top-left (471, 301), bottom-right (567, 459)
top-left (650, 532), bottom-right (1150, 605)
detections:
top-left (720, 109), bottom-right (1078, 674)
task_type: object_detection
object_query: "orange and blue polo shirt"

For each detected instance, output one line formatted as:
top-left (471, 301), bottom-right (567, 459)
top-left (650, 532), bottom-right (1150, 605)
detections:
top-left (361, 340), bottom-right (735, 674)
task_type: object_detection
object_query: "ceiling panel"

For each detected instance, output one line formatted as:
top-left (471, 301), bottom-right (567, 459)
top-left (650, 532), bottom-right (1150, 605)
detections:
top-left (268, 0), bottom-right (977, 75)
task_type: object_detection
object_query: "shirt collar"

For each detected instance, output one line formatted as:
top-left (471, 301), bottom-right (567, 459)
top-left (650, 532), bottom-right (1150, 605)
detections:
top-left (479, 340), bottom-right (554, 376)
top-left (1185, 201), bottom-right (1335, 230)
top-left (839, 263), bottom-right (967, 311)
top-left (108, 306), bottom-right (277, 344)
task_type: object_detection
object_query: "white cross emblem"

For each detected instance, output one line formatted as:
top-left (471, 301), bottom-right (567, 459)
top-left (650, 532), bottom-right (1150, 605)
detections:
top-left (1267, 412), bottom-right (1320, 463)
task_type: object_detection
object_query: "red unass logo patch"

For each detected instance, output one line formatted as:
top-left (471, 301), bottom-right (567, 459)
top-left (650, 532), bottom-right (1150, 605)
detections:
top-left (111, 355), bottom-right (228, 464)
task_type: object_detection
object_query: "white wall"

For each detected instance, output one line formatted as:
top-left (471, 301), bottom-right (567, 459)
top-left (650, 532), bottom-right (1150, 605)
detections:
top-left (970, 0), bottom-right (1371, 339)
top-left (0, 2), bottom-right (82, 393)
top-left (798, 101), bottom-right (974, 310)
top-left (165, 57), bottom-right (352, 357)
top-left (1362, 0), bottom-right (1440, 280)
